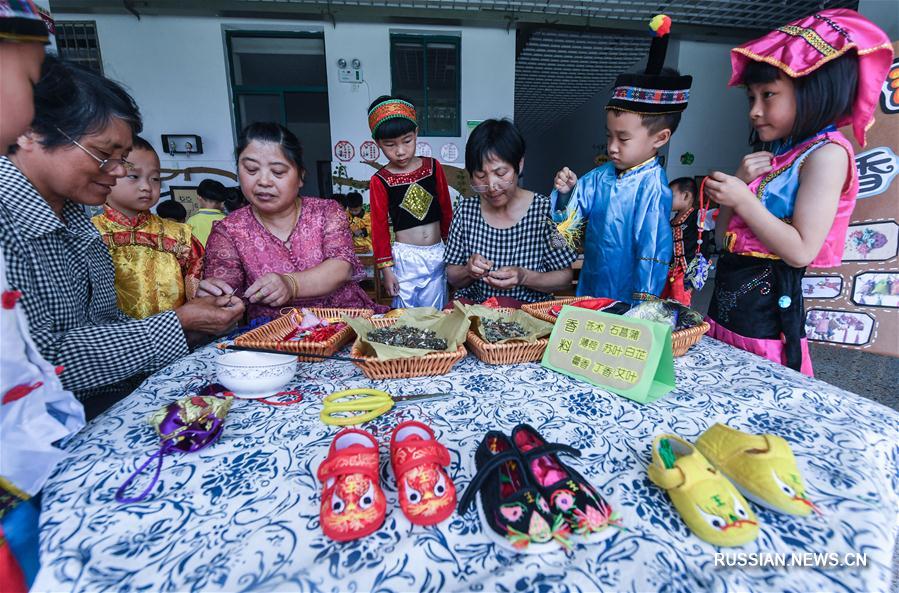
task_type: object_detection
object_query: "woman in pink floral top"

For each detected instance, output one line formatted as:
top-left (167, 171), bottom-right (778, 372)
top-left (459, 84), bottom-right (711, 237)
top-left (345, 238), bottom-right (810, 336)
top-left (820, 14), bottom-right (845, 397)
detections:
top-left (198, 123), bottom-right (384, 320)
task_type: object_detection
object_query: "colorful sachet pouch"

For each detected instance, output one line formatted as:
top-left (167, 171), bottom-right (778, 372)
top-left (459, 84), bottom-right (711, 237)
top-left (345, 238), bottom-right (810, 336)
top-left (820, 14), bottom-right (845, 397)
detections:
top-left (684, 253), bottom-right (710, 291)
top-left (115, 393), bottom-right (232, 503)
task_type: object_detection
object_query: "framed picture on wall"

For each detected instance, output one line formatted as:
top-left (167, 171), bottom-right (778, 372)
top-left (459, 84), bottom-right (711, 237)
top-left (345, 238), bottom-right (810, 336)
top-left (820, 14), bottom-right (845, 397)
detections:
top-left (168, 186), bottom-right (200, 218)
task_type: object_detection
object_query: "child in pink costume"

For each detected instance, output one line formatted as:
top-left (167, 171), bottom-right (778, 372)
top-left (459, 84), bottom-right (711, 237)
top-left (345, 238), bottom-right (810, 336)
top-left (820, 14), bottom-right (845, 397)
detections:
top-left (704, 9), bottom-right (892, 375)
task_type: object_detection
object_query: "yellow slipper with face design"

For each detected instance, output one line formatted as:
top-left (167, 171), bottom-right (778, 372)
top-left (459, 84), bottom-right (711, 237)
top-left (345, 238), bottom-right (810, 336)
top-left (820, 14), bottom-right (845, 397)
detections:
top-left (695, 423), bottom-right (818, 517)
top-left (648, 434), bottom-right (759, 547)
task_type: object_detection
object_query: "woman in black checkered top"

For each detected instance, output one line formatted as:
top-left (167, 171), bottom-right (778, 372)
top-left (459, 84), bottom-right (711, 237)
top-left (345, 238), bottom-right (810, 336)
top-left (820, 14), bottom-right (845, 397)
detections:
top-left (444, 120), bottom-right (577, 304)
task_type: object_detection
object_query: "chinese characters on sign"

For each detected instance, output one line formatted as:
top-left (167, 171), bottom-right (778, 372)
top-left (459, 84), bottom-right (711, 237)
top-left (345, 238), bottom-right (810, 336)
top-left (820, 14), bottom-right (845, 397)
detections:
top-left (855, 147), bottom-right (899, 199)
top-left (542, 307), bottom-right (675, 402)
top-left (550, 311), bottom-right (653, 390)
top-left (334, 140), bottom-right (355, 162)
top-left (879, 56), bottom-right (899, 114)
top-left (359, 140), bottom-right (380, 162)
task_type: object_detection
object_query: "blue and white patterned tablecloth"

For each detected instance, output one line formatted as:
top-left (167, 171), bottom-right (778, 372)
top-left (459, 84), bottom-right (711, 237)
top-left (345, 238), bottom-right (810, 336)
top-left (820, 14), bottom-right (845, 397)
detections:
top-left (33, 338), bottom-right (899, 593)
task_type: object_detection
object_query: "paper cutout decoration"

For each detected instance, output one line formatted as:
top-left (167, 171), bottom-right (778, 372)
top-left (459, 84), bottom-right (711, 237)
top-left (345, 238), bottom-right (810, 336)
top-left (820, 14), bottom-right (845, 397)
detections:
top-left (334, 140), bottom-right (355, 162)
top-left (802, 275), bottom-right (844, 299)
top-left (851, 272), bottom-right (898, 308)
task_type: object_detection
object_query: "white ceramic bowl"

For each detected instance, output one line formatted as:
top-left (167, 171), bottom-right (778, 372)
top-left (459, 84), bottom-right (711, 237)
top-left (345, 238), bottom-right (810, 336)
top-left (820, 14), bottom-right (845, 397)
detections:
top-left (215, 351), bottom-right (297, 399)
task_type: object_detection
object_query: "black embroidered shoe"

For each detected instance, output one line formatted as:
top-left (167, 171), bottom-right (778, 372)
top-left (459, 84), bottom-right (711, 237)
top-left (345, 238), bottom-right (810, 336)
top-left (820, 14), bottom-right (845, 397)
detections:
top-left (510, 424), bottom-right (623, 543)
top-left (458, 430), bottom-right (572, 554)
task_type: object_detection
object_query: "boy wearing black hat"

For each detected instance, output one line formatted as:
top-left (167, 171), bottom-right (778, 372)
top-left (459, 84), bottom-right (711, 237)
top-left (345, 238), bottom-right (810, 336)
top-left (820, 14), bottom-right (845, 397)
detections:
top-left (552, 15), bottom-right (691, 304)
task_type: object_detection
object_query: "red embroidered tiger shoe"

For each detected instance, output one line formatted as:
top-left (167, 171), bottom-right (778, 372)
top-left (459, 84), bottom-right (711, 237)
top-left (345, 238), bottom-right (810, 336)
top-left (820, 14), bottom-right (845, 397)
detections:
top-left (317, 428), bottom-right (387, 541)
top-left (390, 421), bottom-right (457, 526)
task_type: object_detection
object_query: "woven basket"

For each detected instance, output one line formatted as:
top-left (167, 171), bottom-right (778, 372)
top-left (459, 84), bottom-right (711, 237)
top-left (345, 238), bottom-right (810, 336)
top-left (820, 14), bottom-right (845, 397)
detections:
top-left (521, 297), bottom-right (589, 323)
top-left (350, 317), bottom-right (467, 379)
top-left (235, 307), bottom-right (373, 362)
top-left (464, 307), bottom-right (548, 365)
top-left (522, 298), bottom-right (710, 357)
top-left (671, 321), bottom-right (710, 357)
top-left (466, 332), bottom-right (548, 365)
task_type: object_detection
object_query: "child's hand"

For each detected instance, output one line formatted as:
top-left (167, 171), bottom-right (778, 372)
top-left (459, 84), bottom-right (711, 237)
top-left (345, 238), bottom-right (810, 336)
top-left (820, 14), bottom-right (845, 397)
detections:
top-left (466, 253), bottom-right (493, 280)
top-left (735, 151), bottom-right (773, 184)
top-left (381, 267), bottom-right (400, 297)
top-left (554, 167), bottom-right (577, 194)
top-left (704, 171), bottom-right (754, 211)
top-left (196, 277), bottom-right (235, 298)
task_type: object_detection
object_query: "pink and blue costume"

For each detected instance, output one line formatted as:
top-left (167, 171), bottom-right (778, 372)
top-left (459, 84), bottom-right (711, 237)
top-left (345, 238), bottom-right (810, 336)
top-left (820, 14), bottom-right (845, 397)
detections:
top-left (707, 8), bottom-right (892, 375)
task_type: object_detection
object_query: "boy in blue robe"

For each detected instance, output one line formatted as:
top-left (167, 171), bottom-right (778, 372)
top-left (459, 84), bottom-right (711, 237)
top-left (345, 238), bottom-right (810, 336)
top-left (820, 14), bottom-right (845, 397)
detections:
top-left (551, 15), bottom-right (692, 304)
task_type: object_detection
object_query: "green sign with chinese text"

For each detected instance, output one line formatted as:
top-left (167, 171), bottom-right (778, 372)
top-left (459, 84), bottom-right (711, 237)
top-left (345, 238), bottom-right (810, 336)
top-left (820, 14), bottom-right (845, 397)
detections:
top-left (541, 306), bottom-right (675, 403)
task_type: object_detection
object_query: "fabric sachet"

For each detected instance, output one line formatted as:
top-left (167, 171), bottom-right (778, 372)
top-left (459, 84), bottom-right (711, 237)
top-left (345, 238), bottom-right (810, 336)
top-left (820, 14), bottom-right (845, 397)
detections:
top-left (115, 393), bottom-right (232, 503)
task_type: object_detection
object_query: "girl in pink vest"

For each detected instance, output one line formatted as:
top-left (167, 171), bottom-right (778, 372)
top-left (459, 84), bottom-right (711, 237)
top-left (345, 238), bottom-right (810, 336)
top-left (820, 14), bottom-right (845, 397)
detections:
top-left (703, 9), bottom-right (892, 375)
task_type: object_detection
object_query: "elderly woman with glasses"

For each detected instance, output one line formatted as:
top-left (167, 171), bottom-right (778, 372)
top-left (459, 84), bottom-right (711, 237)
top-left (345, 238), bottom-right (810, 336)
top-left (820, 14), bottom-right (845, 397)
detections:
top-left (444, 119), bottom-right (576, 306)
top-left (0, 57), bottom-right (243, 418)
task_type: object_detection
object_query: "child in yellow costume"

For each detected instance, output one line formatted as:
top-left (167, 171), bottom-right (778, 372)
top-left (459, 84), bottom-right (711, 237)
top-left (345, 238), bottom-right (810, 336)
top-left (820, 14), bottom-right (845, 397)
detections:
top-left (92, 137), bottom-right (204, 319)
top-left (345, 191), bottom-right (372, 254)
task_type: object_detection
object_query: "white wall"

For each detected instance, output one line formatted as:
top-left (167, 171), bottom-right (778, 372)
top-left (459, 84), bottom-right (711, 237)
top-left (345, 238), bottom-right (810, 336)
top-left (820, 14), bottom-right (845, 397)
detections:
top-left (57, 14), bottom-right (327, 197)
top-left (858, 0), bottom-right (899, 40)
top-left (323, 23), bottom-right (516, 199)
top-left (665, 39), bottom-right (749, 180)
top-left (57, 13), bottom-right (515, 204)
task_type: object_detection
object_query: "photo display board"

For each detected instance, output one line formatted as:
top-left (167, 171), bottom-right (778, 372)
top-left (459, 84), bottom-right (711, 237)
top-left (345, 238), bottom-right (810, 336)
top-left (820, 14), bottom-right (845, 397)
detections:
top-left (804, 40), bottom-right (899, 356)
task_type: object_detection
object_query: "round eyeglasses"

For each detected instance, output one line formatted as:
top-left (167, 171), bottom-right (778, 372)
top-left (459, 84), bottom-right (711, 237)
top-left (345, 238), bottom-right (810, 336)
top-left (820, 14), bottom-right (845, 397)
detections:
top-left (470, 177), bottom-right (516, 194)
top-left (55, 127), bottom-right (134, 173)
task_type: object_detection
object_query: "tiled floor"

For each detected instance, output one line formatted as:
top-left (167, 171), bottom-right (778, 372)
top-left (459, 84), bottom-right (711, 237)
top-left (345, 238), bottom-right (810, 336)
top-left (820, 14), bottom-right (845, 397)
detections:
top-left (808, 344), bottom-right (899, 411)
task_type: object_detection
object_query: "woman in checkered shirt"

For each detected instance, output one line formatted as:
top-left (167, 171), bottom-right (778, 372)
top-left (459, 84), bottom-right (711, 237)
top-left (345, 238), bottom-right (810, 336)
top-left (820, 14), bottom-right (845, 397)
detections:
top-left (0, 57), bottom-right (244, 411)
top-left (444, 119), bottom-right (577, 305)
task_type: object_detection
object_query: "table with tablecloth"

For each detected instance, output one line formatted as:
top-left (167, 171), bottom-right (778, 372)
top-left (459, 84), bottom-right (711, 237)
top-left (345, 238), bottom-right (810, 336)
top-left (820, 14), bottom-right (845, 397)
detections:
top-left (32, 337), bottom-right (899, 592)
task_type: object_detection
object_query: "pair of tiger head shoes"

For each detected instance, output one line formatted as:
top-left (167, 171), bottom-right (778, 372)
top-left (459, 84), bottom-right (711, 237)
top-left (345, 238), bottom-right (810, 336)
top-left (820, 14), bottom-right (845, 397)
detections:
top-left (648, 423), bottom-right (818, 547)
top-left (317, 420), bottom-right (456, 541)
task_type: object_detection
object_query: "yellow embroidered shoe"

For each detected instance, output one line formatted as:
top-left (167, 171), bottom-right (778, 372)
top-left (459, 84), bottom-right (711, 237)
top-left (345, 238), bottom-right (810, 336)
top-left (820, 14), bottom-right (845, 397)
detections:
top-left (648, 434), bottom-right (759, 547)
top-left (695, 423), bottom-right (818, 517)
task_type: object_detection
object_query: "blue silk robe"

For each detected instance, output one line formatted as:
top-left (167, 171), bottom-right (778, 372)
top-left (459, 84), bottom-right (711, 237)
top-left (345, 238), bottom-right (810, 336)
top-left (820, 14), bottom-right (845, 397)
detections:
top-left (551, 157), bottom-right (673, 303)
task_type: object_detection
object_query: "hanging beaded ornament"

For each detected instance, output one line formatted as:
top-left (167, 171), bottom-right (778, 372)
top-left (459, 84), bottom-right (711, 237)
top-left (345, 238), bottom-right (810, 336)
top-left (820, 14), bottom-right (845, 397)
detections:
top-left (684, 177), bottom-right (711, 291)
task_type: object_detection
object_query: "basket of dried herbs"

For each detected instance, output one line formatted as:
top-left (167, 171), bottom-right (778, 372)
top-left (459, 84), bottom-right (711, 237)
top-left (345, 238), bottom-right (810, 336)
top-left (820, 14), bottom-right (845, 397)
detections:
top-left (234, 307), bottom-right (373, 362)
top-left (343, 308), bottom-right (469, 379)
top-left (460, 304), bottom-right (554, 365)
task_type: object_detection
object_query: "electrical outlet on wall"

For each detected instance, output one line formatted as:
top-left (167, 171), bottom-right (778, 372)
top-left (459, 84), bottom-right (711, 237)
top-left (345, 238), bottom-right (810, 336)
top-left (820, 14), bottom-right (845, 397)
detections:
top-left (338, 68), bottom-right (363, 83)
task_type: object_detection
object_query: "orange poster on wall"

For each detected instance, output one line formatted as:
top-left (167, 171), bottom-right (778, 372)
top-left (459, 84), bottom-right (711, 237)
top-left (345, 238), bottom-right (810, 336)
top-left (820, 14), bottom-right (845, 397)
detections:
top-left (803, 40), bottom-right (899, 357)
